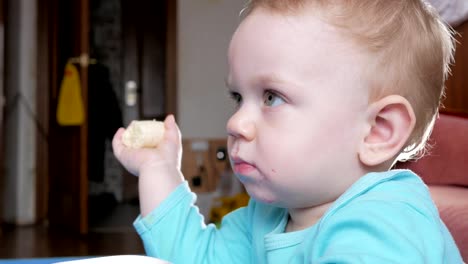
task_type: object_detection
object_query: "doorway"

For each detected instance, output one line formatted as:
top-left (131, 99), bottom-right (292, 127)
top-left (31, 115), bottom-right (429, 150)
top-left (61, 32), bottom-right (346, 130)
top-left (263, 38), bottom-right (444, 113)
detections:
top-left (87, 0), bottom-right (169, 233)
top-left (38, 0), bottom-right (177, 234)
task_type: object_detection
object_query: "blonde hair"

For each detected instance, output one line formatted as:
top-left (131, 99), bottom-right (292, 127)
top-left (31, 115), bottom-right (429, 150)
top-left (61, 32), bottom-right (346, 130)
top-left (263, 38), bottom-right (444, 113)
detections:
top-left (242, 0), bottom-right (455, 160)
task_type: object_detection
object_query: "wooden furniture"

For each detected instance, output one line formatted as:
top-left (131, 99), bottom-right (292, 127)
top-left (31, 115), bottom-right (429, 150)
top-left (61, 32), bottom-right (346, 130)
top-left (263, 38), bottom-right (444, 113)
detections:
top-left (443, 20), bottom-right (468, 114)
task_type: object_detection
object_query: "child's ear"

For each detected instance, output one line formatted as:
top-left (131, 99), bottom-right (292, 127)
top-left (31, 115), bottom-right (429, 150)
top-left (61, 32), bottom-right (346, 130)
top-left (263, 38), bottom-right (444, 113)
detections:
top-left (358, 95), bottom-right (416, 167)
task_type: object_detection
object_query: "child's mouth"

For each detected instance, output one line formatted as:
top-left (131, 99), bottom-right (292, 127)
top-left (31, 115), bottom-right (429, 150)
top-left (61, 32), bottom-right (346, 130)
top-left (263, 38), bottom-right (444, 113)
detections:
top-left (233, 162), bottom-right (256, 175)
top-left (231, 156), bottom-right (256, 175)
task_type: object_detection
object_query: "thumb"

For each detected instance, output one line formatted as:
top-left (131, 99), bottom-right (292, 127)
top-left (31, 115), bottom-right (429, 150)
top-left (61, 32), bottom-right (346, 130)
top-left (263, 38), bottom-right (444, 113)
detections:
top-left (164, 114), bottom-right (182, 169)
top-left (164, 114), bottom-right (181, 144)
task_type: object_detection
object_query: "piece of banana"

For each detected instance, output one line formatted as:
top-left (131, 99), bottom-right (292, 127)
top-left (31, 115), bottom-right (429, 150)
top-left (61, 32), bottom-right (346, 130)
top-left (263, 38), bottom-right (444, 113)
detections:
top-left (122, 120), bottom-right (165, 148)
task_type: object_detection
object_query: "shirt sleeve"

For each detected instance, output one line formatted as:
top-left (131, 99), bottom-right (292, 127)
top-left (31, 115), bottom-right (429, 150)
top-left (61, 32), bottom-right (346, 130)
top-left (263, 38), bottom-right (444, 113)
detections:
top-left (133, 181), bottom-right (253, 264)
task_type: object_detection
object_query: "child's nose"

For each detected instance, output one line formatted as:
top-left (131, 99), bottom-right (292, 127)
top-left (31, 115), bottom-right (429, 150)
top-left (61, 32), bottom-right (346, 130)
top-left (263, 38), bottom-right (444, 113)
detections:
top-left (226, 110), bottom-right (256, 141)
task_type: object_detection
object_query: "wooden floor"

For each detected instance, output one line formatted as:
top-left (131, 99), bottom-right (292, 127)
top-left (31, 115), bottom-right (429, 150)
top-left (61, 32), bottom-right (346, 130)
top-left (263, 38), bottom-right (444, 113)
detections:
top-left (0, 202), bottom-right (145, 259)
top-left (0, 224), bottom-right (145, 259)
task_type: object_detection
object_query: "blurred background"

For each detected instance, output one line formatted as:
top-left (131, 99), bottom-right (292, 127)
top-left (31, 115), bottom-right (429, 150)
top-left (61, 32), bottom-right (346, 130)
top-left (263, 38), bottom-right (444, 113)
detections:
top-left (0, 0), bottom-right (466, 260)
top-left (0, 0), bottom-right (248, 259)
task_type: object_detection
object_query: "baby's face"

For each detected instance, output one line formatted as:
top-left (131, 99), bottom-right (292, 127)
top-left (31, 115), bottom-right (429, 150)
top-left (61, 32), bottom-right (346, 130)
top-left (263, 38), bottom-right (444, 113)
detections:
top-left (226, 9), bottom-right (372, 208)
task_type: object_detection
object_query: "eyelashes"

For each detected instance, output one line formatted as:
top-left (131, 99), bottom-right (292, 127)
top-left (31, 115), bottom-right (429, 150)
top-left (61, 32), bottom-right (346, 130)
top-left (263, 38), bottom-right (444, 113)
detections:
top-left (263, 90), bottom-right (285, 107)
top-left (227, 89), bottom-right (286, 108)
top-left (228, 91), bottom-right (242, 106)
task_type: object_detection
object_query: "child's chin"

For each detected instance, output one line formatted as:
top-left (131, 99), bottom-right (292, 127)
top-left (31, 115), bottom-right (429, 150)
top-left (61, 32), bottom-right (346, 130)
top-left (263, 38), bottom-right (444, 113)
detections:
top-left (249, 193), bottom-right (276, 205)
top-left (242, 183), bottom-right (282, 206)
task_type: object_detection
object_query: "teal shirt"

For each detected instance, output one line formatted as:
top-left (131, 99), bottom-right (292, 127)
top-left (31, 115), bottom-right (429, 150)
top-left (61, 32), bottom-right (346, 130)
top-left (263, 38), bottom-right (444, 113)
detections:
top-left (134, 170), bottom-right (463, 263)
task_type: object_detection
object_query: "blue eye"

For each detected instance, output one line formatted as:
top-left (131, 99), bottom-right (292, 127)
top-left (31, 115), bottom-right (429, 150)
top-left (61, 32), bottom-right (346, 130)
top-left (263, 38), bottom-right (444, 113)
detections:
top-left (264, 91), bottom-right (285, 107)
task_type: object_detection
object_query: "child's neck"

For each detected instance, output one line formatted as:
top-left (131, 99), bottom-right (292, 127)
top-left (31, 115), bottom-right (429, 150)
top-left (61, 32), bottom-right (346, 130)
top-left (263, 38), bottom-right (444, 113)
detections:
top-left (286, 201), bottom-right (334, 232)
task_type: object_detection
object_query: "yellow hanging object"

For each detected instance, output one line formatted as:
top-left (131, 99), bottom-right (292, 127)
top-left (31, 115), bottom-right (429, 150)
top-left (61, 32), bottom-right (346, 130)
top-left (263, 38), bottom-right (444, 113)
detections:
top-left (57, 62), bottom-right (85, 126)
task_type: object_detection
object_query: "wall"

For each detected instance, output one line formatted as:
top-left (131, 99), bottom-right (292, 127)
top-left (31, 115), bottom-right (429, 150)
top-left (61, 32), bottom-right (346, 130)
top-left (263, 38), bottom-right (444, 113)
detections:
top-left (177, 0), bottom-right (246, 138)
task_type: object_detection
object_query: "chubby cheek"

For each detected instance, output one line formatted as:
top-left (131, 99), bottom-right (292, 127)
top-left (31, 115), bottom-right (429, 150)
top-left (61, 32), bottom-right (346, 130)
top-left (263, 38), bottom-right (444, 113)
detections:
top-left (257, 129), bottom-right (324, 179)
top-left (256, 134), bottom-right (295, 177)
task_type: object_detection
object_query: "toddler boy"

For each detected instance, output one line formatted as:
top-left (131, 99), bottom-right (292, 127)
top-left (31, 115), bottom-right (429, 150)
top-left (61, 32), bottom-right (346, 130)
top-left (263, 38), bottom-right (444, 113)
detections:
top-left (113, 0), bottom-right (462, 262)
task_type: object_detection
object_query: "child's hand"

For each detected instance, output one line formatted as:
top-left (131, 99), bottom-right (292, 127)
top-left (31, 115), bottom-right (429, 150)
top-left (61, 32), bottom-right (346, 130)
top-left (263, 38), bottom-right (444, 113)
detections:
top-left (112, 115), bottom-right (184, 215)
top-left (112, 115), bottom-right (182, 176)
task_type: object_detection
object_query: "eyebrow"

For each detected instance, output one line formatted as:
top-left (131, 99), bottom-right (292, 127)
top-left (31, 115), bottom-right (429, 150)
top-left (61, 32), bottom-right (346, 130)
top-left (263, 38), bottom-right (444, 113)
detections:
top-left (255, 74), bottom-right (303, 93)
top-left (256, 75), bottom-right (288, 87)
top-left (225, 73), bottom-right (300, 91)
